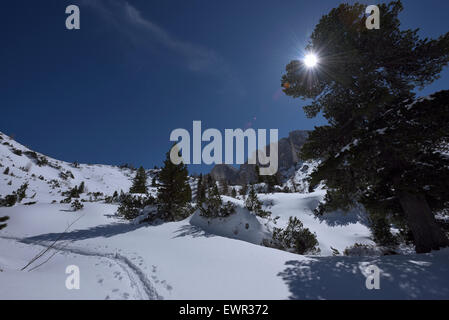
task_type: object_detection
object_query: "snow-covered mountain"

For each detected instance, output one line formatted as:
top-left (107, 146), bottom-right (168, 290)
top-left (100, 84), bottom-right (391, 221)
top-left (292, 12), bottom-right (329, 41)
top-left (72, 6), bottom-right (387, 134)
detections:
top-left (210, 130), bottom-right (310, 184)
top-left (1, 131), bottom-right (449, 300)
top-left (0, 131), bottom-right (159, 203)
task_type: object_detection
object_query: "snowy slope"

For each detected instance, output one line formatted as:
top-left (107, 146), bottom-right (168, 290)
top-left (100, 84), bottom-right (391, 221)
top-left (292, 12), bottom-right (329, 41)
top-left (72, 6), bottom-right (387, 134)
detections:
top-left (1, 201), bottom-right (448, 300)
top-left (1, 132), bottom-right (449, 300)
top-left (0, 131), bottom-right (158, 203)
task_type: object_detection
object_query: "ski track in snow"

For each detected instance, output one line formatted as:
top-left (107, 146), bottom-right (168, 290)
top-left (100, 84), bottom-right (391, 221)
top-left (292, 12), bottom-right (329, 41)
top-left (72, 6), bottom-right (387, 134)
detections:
top-left (0, 236), bottom-right (162, 300)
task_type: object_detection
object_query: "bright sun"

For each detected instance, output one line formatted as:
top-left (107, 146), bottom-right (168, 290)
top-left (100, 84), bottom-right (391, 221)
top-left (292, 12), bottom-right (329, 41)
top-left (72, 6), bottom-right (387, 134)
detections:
top-left (304, 53), bottom-right (318, 68)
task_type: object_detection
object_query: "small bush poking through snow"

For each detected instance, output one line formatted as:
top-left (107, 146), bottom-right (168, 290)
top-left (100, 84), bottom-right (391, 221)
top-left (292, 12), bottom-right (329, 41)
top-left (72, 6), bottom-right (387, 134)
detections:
top-left (71, 200), bottom-right (84, 212)
top-left (0, 195), bottom-right (17, 207)
top-left (15, 183), bottom-right (28, 203)
top-left (245, 185), bottom-right (271, 218)
top-left (117, 193), bottom-right (156, 220)
top-left (343, 243), bottom-right (381, 256)
top-left (199, 184), bottom-right (236, 218)
top-left (264, 217), bottom-right (320, 255)
top-left (36, 156), bottom-right (48, 167)
top-left (0, 216), bottom-right (9, 231)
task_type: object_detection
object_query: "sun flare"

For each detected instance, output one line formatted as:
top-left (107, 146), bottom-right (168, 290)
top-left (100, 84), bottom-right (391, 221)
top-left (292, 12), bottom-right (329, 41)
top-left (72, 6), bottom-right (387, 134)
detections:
top-left (304, 53), bottom-right (319, 68)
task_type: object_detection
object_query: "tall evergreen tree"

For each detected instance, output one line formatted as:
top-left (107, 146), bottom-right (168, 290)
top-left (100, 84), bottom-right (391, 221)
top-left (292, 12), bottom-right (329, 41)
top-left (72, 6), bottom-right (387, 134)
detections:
top-left (196, 174), bottom-right (206, 204)
top-left (130, 166), bottom-right (148, 194)
top-left (157, 149), bottom-right (192, 221)
top-left (282, 1), bottom-right (449, 253)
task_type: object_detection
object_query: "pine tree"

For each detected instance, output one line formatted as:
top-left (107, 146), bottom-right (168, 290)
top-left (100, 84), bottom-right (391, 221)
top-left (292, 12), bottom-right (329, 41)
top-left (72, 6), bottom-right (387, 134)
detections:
top-left (196, 174), bottom-right (206, 204)
top-left (219, 180), bottom-right (229, 195)
top-left (157, 149), bottom-right (192, 221)
top-left (255, 165), bottom-right (263, 183)
top-left (282, 1), bottom-right (449, 253)
top-left (15, 183), bottom-right (28, 203)
top-left (240, 184), bottom-right (248, 196)
top-left (265, 174), bottom-right (279, 193)
top-left (231, 188), bottom-right (237, 198)
top-left (130, 166), bottom-right (148, 194)
top-left (71, 199), bottom-right (84, 212)
top-left (0, 216), bottom-right (9, 231)
top-left (78, 181), bottom-right (85, 194)
top-left (151, 176), bottom-right (157, 187)
top-left (3, 167), bottom-right (9, 175)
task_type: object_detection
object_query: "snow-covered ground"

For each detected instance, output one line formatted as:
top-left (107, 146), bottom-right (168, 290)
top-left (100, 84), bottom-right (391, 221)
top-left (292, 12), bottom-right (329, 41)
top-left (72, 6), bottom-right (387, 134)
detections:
top-left (1, 131), bottom-right (449, 300)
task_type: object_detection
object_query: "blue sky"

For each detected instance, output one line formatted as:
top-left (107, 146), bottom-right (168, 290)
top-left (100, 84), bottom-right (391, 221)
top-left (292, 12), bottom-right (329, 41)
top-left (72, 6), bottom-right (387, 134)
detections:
top-left (1, 0), bottom-right (448, 173)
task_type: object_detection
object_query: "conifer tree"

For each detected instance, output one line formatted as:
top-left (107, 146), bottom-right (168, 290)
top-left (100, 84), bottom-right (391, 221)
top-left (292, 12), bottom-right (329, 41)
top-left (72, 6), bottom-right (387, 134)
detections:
top-left (130, 166), bottom-right (148, 194)
top-left (151, 176), bottom-right (157, 187)
top-left (0, 216), bottom-right (9, 231)
top-left (282, 1), bottom-right (449, 253)
top-left (245, 185), bottom-right (271, 218)
top-left (78, 181), bottom-right (85, 194)
top-left (240, 184), bottom-right (248, 196)
top-left (15, 183), bottom-right (28, 203)
top-left (199, 184), bottom-right (235, 218)
top-left (157, 149), bottom-right (192, 221)
top-left (196, 174), bottom-right (206, 204)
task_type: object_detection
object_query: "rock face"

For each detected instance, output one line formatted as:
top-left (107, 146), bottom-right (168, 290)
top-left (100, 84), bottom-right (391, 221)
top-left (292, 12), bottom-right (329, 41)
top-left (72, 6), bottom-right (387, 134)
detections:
top-left (210, 130), bottom-right (309, 185)
top-left (210, 164), bottom-right (239, 183)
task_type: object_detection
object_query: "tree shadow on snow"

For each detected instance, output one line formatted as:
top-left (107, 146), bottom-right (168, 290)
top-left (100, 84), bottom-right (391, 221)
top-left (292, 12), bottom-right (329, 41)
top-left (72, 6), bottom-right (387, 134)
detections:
top-left (22, 222), bottom-right (147, 244)
top-left (278, 252), bottom-right (449, 300)
top-left (173, 225), bottom-right (216, 239)
top-left (313, 207), bottom-right (370, 227)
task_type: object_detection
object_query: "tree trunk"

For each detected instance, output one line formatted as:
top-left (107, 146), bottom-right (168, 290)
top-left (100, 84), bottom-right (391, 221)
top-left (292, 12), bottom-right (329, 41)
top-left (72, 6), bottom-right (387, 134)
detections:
top-left (398, 191), bottom-right (449, 253)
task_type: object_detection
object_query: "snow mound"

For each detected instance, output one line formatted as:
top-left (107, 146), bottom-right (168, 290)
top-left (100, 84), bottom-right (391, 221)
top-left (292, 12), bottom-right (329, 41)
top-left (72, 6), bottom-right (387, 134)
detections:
top-left (189, 196), bottom-right (271, 245)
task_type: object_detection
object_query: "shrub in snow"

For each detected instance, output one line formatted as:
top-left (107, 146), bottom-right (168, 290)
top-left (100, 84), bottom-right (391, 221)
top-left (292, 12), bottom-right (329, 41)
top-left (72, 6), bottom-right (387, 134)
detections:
top-left (36, 156), bottom-right (48, 167)
top-left (219, 180), bottom-right (229, 195)
top-left (117, 193), bottom-right (156, 220)
top-left (0, 194), bottom-right (17, 207)
top-left (62, 182), bottom-right (85, 199)
top-left (369, 214), bottom-right (398, 247)
top-left (331, 247), bottom-right (341, 256)
top-left (71, 200), bottom-right (84, 212)
top-left (0, 216), bottom-right (9, 231)
top-left (264, 217), bottom-right (320, 255)
top-left (15, 183), bottom-right (28, 203)
top-left (240, 184), bottom-right (248, 196)
top-left (199, 184), bottom-right (236, 219)
top-left (343, 243), bottom-right (381, 257)
top-left (3, 167), bottom-right (9, 175)
top-left (245, 185), bottom-right (271, 218)
top-left (104, 191), bottom-right (120, 204)
top-left (60, 197), bottom-right (71, 204)
top-left (12, 148), bottom-right (22, 156)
